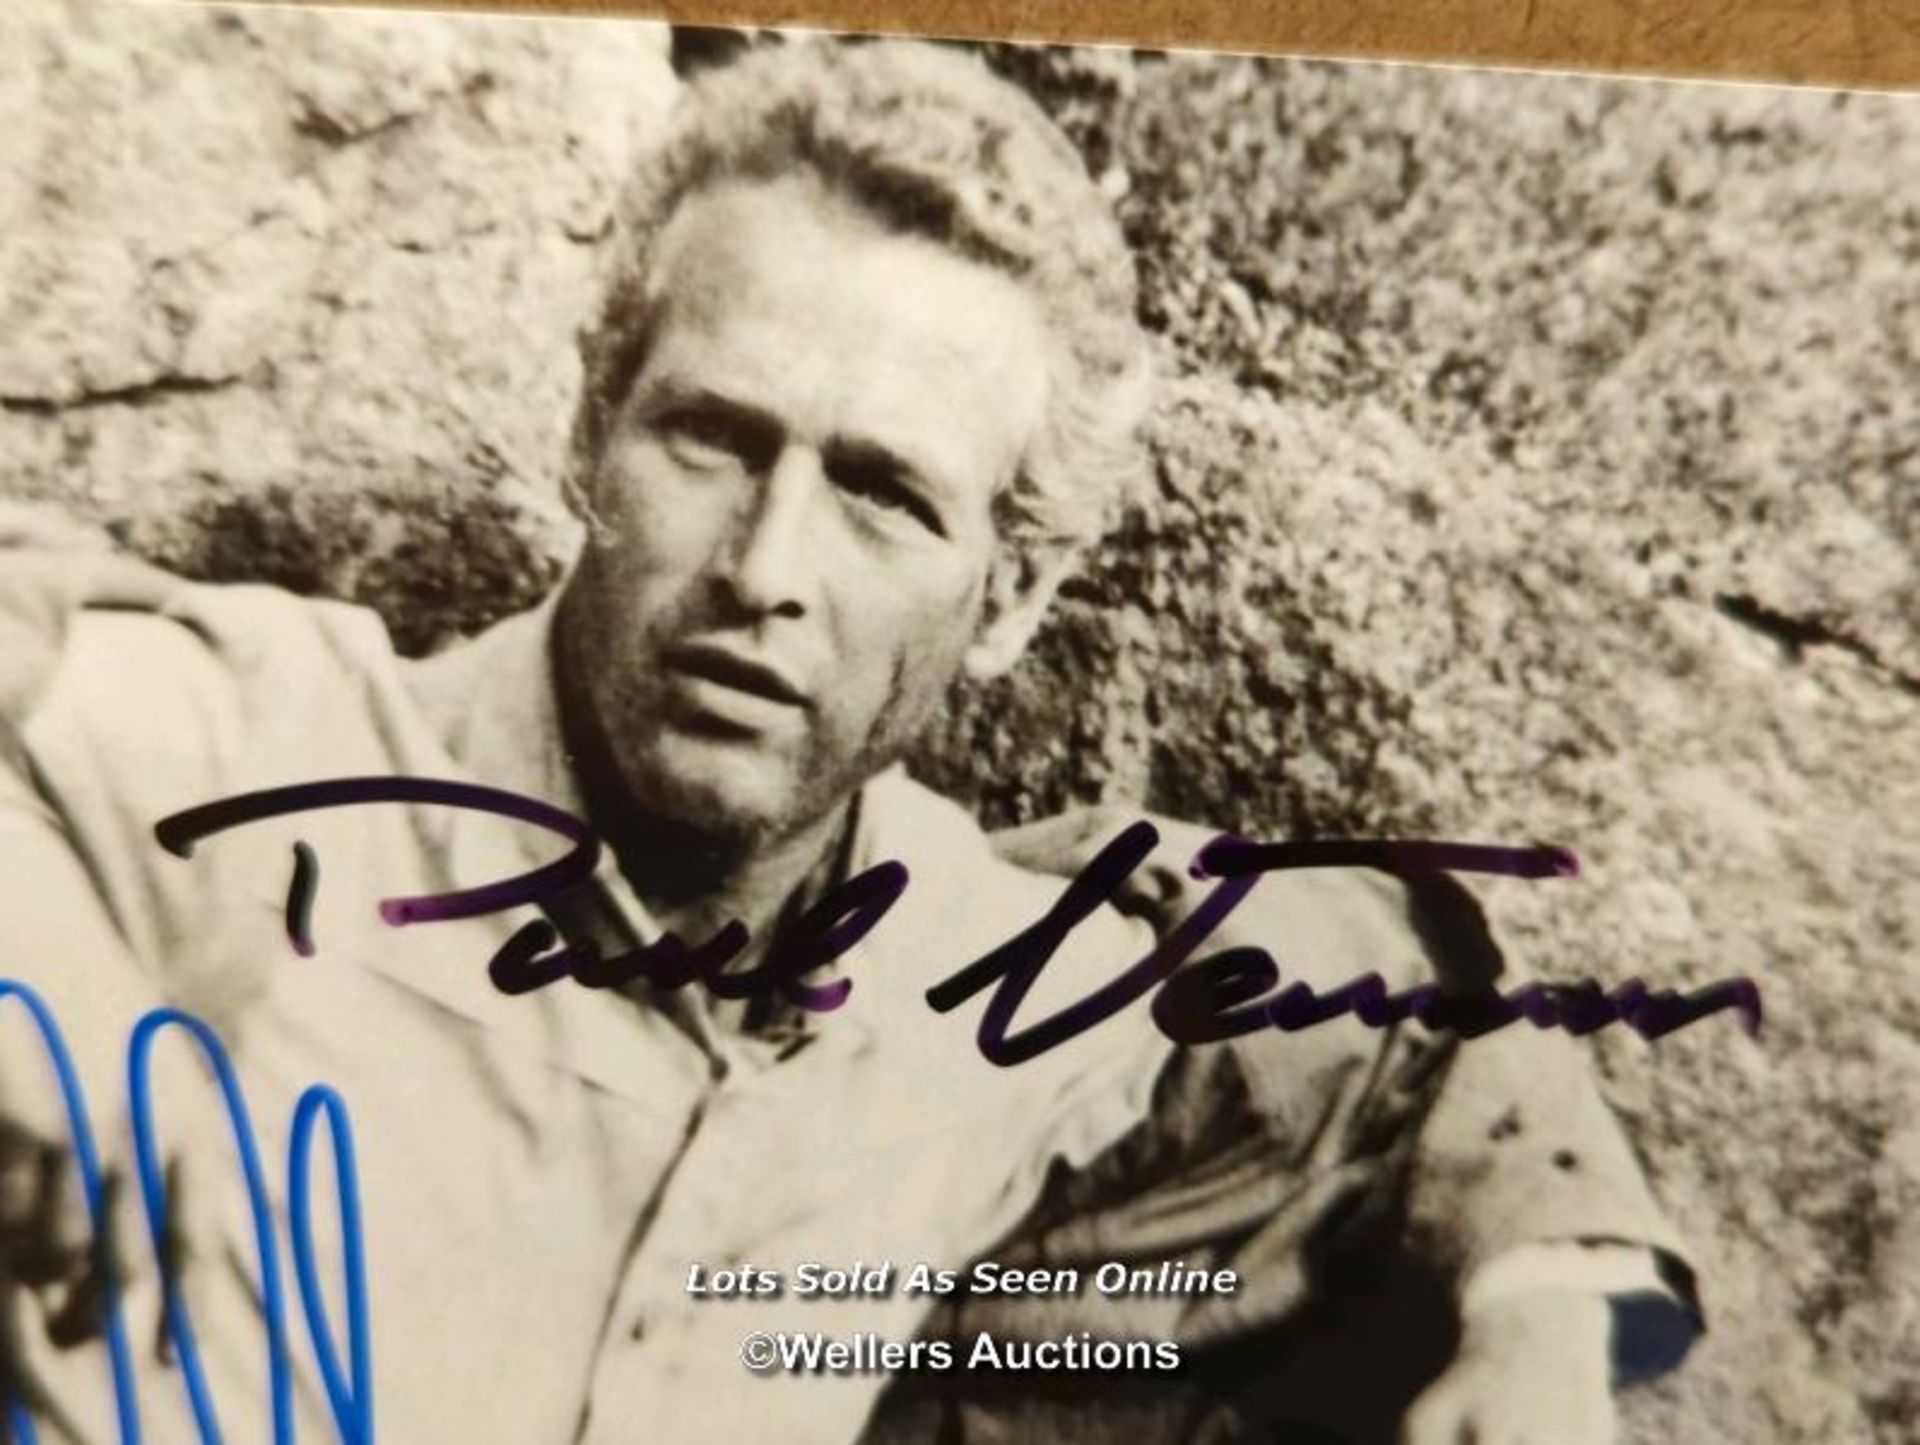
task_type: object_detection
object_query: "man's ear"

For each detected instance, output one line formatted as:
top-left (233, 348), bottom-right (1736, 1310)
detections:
top-left (962, 547), bottom-right (1077, 682)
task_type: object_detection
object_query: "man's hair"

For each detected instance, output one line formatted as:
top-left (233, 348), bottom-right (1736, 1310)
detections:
top-left (566, 38), bottom-right (1153, 573)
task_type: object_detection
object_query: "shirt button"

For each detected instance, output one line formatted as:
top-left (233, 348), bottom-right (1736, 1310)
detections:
top-left (630, 1314), bottom-right (648, 1342)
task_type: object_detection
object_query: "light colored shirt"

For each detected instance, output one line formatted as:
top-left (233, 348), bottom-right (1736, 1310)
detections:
top-left (0, 577), bottom-right (1694, 1444)
top-left (2, 582), bottom-right (1176, 1443)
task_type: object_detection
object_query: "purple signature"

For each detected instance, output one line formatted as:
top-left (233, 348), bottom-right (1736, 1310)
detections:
top-left (155, 777), bottom-right (1761, 1067)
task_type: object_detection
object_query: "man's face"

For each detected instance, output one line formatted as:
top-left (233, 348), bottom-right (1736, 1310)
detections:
top-left (560, 175), bottom-right (1054, 843)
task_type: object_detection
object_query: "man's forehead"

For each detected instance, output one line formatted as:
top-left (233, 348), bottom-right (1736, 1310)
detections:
top-left (635, 176), bottom-right (1053, 486)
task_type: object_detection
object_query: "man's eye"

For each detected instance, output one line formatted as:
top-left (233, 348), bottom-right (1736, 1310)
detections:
top-left (827, 455), bottom-right (945, 537)
top-left (657, 409), bottom-right (755, 467)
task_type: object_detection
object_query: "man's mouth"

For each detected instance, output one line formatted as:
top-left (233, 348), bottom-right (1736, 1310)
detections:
top-left (661, 642), bottom-right (811, 722)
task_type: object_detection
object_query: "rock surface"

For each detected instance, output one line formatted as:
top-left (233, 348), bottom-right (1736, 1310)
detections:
top-left (2, 7), bottom-right (1916, 1442)
top-left (1, 0), bottom-right (673, 648)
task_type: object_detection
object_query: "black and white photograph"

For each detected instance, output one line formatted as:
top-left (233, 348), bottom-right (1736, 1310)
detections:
top-left (0, 4), bottom-right (1914, 1443)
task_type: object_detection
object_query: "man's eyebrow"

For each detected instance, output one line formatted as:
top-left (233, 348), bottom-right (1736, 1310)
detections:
top-left (635, 378), bottom-right (785, 441)
top-left (821, 435), bottom-right (956, 535)
top-left (825, 432), bottom-right (961, 507)
top-left (826, 434), bottom-right (931, 487)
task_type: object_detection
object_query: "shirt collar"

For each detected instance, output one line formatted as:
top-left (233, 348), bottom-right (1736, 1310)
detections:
top-left (407, 593), bottom-right (888, 1073)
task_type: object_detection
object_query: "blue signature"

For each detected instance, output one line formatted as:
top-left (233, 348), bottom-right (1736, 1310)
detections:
top-left (0, 980), bottom-right (371, 1445)
top-left (153, 776), bottom-right (1762, 1068)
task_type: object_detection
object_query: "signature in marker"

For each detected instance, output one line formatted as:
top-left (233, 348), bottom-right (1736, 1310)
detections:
top-left (154, 777), bottom-right (1763, 1069)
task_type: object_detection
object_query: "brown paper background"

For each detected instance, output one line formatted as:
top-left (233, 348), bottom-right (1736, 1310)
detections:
top-left (274, 0), bottom-right (1920, 88)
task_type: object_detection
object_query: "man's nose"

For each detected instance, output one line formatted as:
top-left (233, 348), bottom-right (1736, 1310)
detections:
top-left (716, 446), bottom-right (819, 619)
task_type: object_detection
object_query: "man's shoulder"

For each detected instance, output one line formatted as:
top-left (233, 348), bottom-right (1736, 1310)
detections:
top-left (855, 773), bottom-right (1175, 1173)
top-left (859, 769), bottom-right (1147, 960)
top-left (856, 773), bottom-right (1160, 1039)
top-left (854, 779), bottom-right (1456, 985)
top-left (1239, 863), bottom-right (1447, 986)
top-left (49, 579), bottom-right (397, 695)
top-left (25, 579), bottom-right (411, 799)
